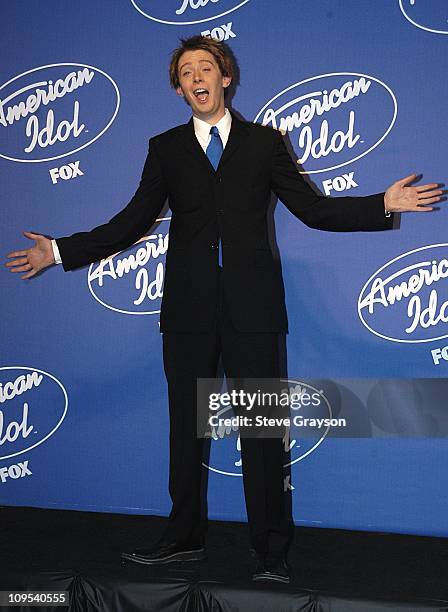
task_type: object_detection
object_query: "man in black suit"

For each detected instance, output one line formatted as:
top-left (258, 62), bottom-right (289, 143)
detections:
top-left (6, 36), bottom-right (442, 583)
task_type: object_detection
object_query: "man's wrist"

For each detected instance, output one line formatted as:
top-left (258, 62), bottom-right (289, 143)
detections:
top-left (384, 195), bottom-right (392, 218)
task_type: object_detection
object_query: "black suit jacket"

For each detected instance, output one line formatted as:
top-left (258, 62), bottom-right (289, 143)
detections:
top-left (56, 112), bottom-right (393, 333)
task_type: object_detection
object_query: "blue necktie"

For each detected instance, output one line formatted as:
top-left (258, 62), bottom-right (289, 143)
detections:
top-left (206, 126), bottom-right (223, 171)
top-left (206, 126), bottom-right (224, 266)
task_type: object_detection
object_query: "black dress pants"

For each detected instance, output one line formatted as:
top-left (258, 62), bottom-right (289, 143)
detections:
top-left (162, 272), bottom-right (293, 554)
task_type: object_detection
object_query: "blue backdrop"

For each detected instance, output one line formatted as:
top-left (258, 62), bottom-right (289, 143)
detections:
top-left (2, 0), bottom-right (448, 536)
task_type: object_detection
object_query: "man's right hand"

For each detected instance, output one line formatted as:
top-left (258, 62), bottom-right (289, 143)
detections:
top-left (5, 231), bottom-right (55, 279)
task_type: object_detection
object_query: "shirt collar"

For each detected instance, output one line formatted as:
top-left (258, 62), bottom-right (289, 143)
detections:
top-left (193, 108), bottom-right (232, 143)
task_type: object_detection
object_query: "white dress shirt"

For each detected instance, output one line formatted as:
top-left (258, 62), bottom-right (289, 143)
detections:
top-left (51, 108), bottom-right (233, 265)
top-left (193, 107), bottom-right (232, 152)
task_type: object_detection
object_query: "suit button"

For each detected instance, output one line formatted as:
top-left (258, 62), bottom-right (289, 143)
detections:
top-left (217, 177), bottom-right (222, 183)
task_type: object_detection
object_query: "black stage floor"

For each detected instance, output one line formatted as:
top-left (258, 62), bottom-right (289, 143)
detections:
top-left (1, 506), bottom-right (447, 611)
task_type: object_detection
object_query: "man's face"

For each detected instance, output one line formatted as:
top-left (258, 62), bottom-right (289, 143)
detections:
top-left (176, 49), bottom-right (231, 124)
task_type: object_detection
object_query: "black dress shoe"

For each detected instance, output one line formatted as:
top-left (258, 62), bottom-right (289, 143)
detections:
top-left (121, 541), bottom-right (206, 565)
top-left (252, 553), bottom-right (290, 584)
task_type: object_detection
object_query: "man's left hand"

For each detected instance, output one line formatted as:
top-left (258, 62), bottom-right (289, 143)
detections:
top-left (384, 174), bottom-right (444, 214)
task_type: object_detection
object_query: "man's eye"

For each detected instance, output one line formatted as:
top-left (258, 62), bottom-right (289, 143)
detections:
top-left (183, 71), bottom-right (191, 76)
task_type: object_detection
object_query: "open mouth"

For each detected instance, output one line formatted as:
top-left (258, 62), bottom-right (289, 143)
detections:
top-left (193, 88), bottom-right (209, 103)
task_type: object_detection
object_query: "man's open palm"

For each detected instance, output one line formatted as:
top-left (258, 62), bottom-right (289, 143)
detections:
top-left (5, 232), bottom-right (55, 279)
top-left (384, 174), bottom-right (444, 213)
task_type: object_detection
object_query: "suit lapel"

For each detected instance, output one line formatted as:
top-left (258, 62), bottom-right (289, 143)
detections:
top-left (180, 118), bottom-right (215, 175)
top-left (180, 112), bottom-right (250, 174)
top-left (218, 112), bottom-right (249, 171)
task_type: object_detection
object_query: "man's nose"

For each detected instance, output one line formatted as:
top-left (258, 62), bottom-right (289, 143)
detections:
top-left (193, 73), bottom-right (202, 83)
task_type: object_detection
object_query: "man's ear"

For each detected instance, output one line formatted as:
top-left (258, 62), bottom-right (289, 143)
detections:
top-left (222, 76), bottom-right (232, 89)
top-left (176, 86), bottom-right (184, 97)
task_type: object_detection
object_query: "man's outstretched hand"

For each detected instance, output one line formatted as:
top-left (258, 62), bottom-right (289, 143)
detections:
top-left (384, 174), bottom-right (444, 214)
top-left (5, 232), bottom-right (55, 279)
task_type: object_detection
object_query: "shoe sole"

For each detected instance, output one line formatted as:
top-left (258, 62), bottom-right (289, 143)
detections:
top-left (252, 572), bottom-right (290, 584)
top-left (121, 548), bottom-right (206, 565)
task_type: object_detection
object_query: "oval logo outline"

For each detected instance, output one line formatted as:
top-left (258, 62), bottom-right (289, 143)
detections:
top-left (399, 0), bottom-right (448, 35)
top-left (87, 219), bottom-right (170, 316)
top-left (358, 243), bottom-right (448, 344)
top-left (203, 379), bottom-right (332, 476)
top-left (254, 72), bottom-right (398, 175)
top-left (0, 62), bottom-right (120, 163)
top-left (0, 366), bottom-right (68, 460)
top-left (130, 0), bottom-right (251, 26)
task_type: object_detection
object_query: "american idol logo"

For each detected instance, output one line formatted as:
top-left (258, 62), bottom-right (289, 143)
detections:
top-left (0, 367), bottom-right (68, 460)
top-left (87, 218), bottom-right (170, 315)
top-left (204, 380), bottom-right (333, 477)
top-left (0, 63), bottom-right (120, 163)
top-left (130, 0), bottom-right (250, 25)
top-left (399, 0), bottom-right (448, 35)
top-left (254, 73), bottom-right (397, 174)
top-left (358, 244), bottom-right (448, 344)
